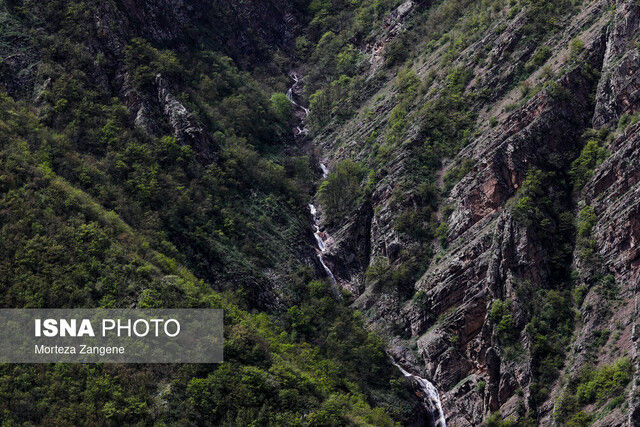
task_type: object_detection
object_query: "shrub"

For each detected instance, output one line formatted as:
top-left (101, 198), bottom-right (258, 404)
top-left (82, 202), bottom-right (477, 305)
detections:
top-left (576, 358), bottom-right (632, 405)
top-left (521, 0), bottom-right (574, 37)
top-left (336, 44), bottom-right (359, 76)
top-left (309, 88), bottom-right (332, 129)
top-left (384, 36), bottom-right (408, 66)
top-left (512, 168), bottom-right (552, 229)
top-left (566, 411), bottom-right (592, 427)
top-left (569, 139), bottom-right (608, 191)
top-left (395, 67), bottom-right (421, 104)
top-left (527, 290), bottom-right (574, 406)
top-left (595, 274), bottom-right (618, 300)
top-left (576, 205), bottom-right (597, 259)
top-left (124, 38), bottom-right (182, 90)
top-left (526, 46), bottom-right (551, 71)
top-left (435, 221), bottom-right (449, 246)
top-left (490, 300), bottom-right (518, 345)
top-left (555, 358), bottom-right (632, 423)
top-left (573, 283), bottom-right (588, 307)
top-left (569, 38), bottom-right (585, 60)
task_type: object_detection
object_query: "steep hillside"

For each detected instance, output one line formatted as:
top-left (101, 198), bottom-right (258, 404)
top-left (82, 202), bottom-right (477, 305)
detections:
top-left (2, 0), bottom-right (640, 425)
top-left (0, 0), bottom-right (425, 424)
top-left (302, 0), bottom-right (640, 425)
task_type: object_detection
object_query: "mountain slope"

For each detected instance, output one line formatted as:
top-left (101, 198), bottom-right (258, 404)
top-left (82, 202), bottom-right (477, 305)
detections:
top-left (302, 0), bottom-right (640, 425)
top-left (0, 0), bottom-right (426, 424)
top-left (2, 0), bottom-right (640, 425)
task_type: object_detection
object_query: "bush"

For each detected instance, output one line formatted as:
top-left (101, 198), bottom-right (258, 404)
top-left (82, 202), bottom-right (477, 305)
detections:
top-left (569, 38), bottom-right (585, 60)
top-left (576, 359), bottom-right (632, 404)
top-left (526, 46), bottom-right (551, 71)
top-left (384, 36), bottom-right (408, 66)
top-left (576, 205), bottom-right (597, 259)
top-left (566, 411), bottom-right (592, 427)
top-left (512, 168), bottom-right (552, 229)
top-left (556, 358), bottom-right (632, 423)
top-left (527, 290), bottom-right (574, 406)
top-left (521, 0), bottom-right (574, 37)
top-left (485, 411), bottom-right (517, 426)
top-left (395, 67), bottom-right (421, 103)
top-left (569, 138), bottom-right (608, 191)
top-left (490, 300), bottom-right (518, 346)
top-left (124, 38), bottom-right (182, 90)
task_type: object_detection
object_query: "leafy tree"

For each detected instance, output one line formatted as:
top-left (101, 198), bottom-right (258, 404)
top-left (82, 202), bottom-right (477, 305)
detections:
top-left (318, 159), bottom-right (367, 224)
top-left (569, 138), bottom-right (608, 191)
top-left (270, 92), bottom-right (293, 123)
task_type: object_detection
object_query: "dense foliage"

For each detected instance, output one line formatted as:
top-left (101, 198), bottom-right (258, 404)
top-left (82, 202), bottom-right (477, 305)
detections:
top-left (1, 0), bottom-right (630, 424)
top-left (555, 358), bottom-right (632, 425)
top-left (0, 0), bottom-right (425, 424)
top-left (318, 159), bottom-right (368, 225)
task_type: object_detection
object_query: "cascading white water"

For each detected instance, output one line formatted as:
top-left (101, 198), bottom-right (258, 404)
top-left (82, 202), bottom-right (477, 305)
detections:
top-left (288, 71), bottom-right (446, 425)
top-left (287, 72), bottom-right (310, 132)
top-left (390, 358), bottom-right (447, 427)
top-left (287, 73), bottom-right (335, 285)
top-left (308, 200), bottom-right (337, 285)
top-left (319, 163), bottom-right (329, 178)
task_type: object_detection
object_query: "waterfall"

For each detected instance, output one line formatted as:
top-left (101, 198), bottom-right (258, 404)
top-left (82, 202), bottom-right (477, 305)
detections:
top-left (308, 162), bottom-right (336, 285)
top-left (308, 202), bottom-right (337, 285)
top-left (288, 70), bottom-right (445, 424)
top-left (287, 73), bottom-right (335, 285)
top-left (287, 72), bottom-right (310, 122)
top-left (390, 358), bottom-right (447, 427)
top-left (320, 163), bottom-right (329, 178)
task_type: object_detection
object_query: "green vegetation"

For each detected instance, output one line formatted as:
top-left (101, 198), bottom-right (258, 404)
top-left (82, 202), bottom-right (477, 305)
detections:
top-left (416, 67), bottom-right (475, 164)
top-left (512, 168), bottom-right (552, 228)
top-left (270, 92), bottom-right (293, 123)
top-left (302, 0), bottom-right (401, 130)
top-left (526, 289), bottom-right (575, 406)
top-left (185, 275), bottom-right (415, 426)
top-left (570, 128), bottom-right (609, 191)
top-left (521, 0), bottom-right (575, 37)
top-left (309, 74), bottom-right (360, 131)
top-left (525, 46), bottom-right (551, 72)
top-left (365, 255), bottom-right (424, 299)
top-left (555, 358), bottom-right (632, 424)
top-left (0, 0), bottom-right (630, 424)
top-left (384, 35), bottom-right (409, 66)
top-left (489, 300), bottom-right (518, 346)
top-left (509, 166), bottom-right (578, 407)
top-left (576, 205), bottom-right (598, 260)
top-left (0, 88), bottom-right (414, 423)
top-left (617, 112), bottom-right (640, 130)
top-left (318, 159), bottom-right (368, 224)
top-left (0, 0), bottom-right (426, 423)
top-left (569, 38), bottom-right (585, 60)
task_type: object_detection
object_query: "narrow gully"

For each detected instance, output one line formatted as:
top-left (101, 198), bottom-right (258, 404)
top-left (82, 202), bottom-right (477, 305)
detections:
top-left (287, 71), bottom-right (446, 426)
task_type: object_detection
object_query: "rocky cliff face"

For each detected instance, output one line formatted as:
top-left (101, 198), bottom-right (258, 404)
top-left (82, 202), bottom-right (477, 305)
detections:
top-left (309, 0), bottom-right (640, 424)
